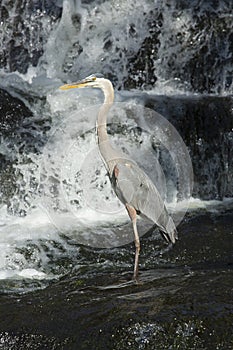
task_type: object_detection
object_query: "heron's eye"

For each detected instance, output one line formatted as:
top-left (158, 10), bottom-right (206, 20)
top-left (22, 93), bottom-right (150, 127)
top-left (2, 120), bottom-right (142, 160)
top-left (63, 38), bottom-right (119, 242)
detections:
top-left (92, 76), bottom-right (96, 81)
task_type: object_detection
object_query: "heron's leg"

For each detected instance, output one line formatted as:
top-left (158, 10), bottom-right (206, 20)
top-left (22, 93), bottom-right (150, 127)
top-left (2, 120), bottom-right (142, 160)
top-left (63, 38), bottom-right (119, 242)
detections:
top-left (125, 203), bottom-right (140, 281)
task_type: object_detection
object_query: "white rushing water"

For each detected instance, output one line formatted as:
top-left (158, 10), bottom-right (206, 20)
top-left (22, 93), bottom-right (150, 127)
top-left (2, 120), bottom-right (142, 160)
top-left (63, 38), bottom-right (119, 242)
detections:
top-left (0, 0), bottom-right (232, 289)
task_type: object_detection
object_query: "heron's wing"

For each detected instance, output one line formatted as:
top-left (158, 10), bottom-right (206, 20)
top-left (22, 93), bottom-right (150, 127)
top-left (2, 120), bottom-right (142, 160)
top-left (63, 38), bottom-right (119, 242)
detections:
top-left (112, 160), bottom-right (177, 243)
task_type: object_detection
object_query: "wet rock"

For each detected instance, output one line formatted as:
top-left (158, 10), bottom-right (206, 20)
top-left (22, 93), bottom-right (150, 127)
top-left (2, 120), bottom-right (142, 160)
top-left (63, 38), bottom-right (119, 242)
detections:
top-left (0, 208), bottom-right (232, 349)
top-left (123, 1), bottom-right (232, 93)
top-left (145, 94), bottom-right (233, 199)
top-left (0, 89), bottom-right (32, 135)
top-left (0, 0), bottom-right (62, 73)
top-left (0, 89), bottom-right (33, 205)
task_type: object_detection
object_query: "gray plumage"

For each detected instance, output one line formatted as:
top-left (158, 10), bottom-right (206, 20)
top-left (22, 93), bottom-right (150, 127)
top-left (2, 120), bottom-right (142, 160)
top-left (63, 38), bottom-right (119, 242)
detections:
top-left (60, 74), bottom-right (178, 280)
top-left (111, 160), bottom-right (177, 244)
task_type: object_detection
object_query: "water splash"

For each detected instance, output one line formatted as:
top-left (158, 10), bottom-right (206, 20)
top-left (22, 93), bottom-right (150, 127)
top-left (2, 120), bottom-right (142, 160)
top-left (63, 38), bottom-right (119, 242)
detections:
top-left (0, 0), bottom-right (232, 292)
top-left (1, 0), bottom-right (231, 93)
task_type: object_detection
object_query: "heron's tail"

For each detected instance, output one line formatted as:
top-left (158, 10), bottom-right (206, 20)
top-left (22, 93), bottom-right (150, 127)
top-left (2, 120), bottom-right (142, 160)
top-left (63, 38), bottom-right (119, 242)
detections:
top-left (159, 226), bottom-right (178, 244)
top-left (158, 212), bottom-right (178, 244)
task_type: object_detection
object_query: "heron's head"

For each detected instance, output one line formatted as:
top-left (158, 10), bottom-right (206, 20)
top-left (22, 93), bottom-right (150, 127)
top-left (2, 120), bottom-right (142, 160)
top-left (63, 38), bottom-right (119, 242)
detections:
top-left (59, 74), bottom-right (104, 90)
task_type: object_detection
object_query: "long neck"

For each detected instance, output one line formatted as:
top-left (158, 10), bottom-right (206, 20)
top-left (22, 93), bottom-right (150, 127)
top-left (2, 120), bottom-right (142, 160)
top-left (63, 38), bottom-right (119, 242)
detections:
top-left (97, 79), bottom-right (118, 175)
top-left (97, 79), bottom-right (114, 143)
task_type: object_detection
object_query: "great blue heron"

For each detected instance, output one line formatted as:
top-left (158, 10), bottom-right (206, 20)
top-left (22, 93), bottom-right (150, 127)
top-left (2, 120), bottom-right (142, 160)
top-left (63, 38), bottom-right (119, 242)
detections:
top-left (60, 74), bottom-right (178, 280)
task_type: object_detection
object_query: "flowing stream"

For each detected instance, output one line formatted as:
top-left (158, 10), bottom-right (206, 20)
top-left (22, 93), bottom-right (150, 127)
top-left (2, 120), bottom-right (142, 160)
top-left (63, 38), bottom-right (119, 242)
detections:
top-left (0, 0), bottom-right (232, 349)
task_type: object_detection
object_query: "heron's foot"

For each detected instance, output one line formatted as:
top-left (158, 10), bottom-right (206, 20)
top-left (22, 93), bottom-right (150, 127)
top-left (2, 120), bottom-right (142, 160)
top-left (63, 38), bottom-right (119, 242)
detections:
top-left (132, 267), bottom-right (140, 284)
top-left (132, 274), bottom-right (143, 285)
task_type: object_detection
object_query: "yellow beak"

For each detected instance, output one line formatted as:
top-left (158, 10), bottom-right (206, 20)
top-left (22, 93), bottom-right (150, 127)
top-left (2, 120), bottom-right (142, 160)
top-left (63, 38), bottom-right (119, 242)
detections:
top-left (59, 82), bottom-right (88, 90)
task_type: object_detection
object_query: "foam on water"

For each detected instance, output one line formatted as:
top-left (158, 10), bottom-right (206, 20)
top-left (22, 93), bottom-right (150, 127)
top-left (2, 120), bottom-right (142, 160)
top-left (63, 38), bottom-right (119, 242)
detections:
top-left (0, 193), bottom-right (231, 287)
top-left (0, 82), bottom-right (192, 287)
top-left (0, 75), bottom-right (229, 289)
top-left (0, 269), bottom-right (47, 281)
top-left (0, 0), bottom-right (232, 290)
top-left (0, 0), bottom-right (232, 94)
top-left (43, 0), bottom-right (152, 82)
